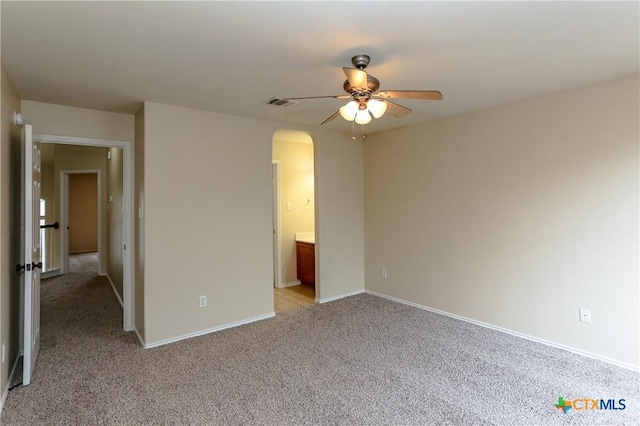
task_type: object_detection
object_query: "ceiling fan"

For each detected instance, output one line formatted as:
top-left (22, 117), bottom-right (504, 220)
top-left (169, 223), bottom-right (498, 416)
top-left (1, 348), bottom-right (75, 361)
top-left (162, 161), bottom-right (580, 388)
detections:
top-left (284, 54), bottom-right (443, 126)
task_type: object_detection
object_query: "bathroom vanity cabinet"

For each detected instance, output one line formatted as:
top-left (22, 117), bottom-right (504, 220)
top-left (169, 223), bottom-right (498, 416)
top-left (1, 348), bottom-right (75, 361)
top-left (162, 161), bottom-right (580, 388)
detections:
top-left (296, 241), bottom-right (315, 288)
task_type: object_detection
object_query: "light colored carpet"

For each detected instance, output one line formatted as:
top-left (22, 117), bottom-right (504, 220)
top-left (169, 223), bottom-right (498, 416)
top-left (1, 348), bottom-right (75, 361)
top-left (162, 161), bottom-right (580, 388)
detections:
top-left (2, 253), bottom-right (638, 425)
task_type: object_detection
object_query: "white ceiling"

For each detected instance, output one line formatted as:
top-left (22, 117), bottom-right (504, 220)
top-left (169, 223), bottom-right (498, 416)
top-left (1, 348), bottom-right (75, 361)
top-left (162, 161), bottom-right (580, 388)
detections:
top-left (2, 1), bottom-right (638, 136)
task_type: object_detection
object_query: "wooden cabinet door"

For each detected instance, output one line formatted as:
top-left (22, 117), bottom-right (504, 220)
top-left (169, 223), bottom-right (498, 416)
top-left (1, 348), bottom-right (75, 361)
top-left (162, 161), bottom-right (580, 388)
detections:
top-left (296, 242), bottom-right (315, 288)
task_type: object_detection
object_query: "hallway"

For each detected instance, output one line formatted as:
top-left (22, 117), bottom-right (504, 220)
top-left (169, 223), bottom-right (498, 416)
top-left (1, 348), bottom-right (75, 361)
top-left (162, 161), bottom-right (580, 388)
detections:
top-left (40, 252), bottom-right (124, 343)
top-left (2, 252), bottom-right (135, 422)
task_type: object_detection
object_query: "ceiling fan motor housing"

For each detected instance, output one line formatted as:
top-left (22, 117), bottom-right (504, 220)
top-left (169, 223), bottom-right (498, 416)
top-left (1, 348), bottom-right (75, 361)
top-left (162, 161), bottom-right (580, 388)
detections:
top-left (343, 75), bottom-right (380, 99)
top-left (351, 54), bottom-right (371, 69)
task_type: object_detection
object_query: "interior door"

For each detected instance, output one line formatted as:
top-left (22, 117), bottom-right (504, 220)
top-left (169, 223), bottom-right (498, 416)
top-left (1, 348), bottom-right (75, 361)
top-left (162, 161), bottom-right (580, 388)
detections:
top-left (22, 124), bottom-right (41, 386)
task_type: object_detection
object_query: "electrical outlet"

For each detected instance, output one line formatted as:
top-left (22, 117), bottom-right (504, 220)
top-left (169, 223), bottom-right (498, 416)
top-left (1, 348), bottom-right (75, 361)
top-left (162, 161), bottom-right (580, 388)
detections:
top-left (381, 268), bottom-right (388, 279)
top-left (199, 295), bottom-right (207, 308)
top-left (2, 343), bottom-right (5, 363)
top-left (579, 308), bottom-right (591, 323)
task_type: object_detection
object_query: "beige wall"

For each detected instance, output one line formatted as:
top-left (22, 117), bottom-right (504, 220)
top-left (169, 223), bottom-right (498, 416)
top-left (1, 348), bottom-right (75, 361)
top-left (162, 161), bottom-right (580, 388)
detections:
top-left (272, 133), bottom-right (315, 285)
top-left (68, 173), bottom-right (98, 253)
top-left (364, 75), bottom-right (639, 367)
top-left (0, 62), bottom-right (22, 406)
top-left (107, 148), bottom-right (124, 300)
top-left (139, 102), bottom-right (364, 345)
top-left (21, 101), bottom-right (135, 142)
top-left (312, 126), bottom-right (365, 302)
top-left (142, 102), bottom-right (272, 343)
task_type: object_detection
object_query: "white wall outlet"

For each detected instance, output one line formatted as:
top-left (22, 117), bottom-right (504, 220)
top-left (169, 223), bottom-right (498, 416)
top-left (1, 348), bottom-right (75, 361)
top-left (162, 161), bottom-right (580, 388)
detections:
top-left (579, 308), bottom-right (591, 323)
top-left (2, 343), bottom-right (5, 363)
top-left (199, 295), bottom-right (207, 308)
top-left (381, 268), bottom-right (388, 279)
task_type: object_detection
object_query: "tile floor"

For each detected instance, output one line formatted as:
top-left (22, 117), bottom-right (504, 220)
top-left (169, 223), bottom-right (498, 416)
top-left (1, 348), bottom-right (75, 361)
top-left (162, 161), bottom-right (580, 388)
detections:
top-left (274, 284), bottom-right (315, 313)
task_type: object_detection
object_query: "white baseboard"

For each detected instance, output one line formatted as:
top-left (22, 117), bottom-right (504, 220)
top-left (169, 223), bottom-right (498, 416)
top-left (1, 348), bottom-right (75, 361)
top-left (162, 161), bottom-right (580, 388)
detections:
top-left (142, 312), bottom-right (276, 349)
top-left (366, 290), bottom-right (639, 373)
top-left (70, 249), bottom-right (99, 254)
top-left (278, 280), bottom-right (301, 289)
top-left (1, 355), bottom-right (22, 415)
top-left (0, 386), bottom-right (6, 414)
top-left (41, 268), bottom-right (61, 280)
top-left (316, 289), bottom-right (365, 304)
top-left (102, 273), bottom-right (124, 308)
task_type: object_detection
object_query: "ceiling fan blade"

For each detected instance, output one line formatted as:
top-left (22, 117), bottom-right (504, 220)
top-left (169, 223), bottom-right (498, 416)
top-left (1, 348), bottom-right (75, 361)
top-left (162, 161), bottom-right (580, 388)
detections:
top-left (384, 100), bottom-right (412, 117)
top-left (376, 90), bottom-right (443, 100)
top-left (343, 67), bottom-right (368, 91)
top-left (321, 110), bottom-right (341, 125)
top-left (283, 95), bottom-right (350, 100)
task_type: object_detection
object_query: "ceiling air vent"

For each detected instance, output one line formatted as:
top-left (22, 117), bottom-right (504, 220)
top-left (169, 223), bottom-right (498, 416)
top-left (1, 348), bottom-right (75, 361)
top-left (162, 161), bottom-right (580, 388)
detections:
top-left (265, 97), bottom-right (298, 108)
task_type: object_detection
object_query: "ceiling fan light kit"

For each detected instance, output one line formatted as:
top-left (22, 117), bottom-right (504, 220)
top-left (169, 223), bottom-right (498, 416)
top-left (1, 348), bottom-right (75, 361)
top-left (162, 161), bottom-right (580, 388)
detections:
top-left (339, 98), bottom-right (388, 124)
top-left (339, 100), bottom-right (359, 121)
top-left (283, 54), bottom-right (443, 135)
top-left (367, 99), bottom-right (387, 118)
top-left (355, 109), bottom-right (372, 125)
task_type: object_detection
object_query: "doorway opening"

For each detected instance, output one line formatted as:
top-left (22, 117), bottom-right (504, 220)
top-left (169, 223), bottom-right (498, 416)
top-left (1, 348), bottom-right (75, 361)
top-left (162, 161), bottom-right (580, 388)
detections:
top-left (19, 128), bottom-right (133, 387)
top-left (37, 134), bottom-right (133, 332)
top-left (272, 130), bottom-right (316, 313)
top-left (62, 170), bottom-right (100, 273)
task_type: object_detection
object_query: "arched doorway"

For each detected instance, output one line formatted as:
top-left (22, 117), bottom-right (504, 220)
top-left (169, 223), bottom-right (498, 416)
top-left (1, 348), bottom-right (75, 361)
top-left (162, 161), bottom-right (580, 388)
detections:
top-left (272, 130), bottom-right (317, 313)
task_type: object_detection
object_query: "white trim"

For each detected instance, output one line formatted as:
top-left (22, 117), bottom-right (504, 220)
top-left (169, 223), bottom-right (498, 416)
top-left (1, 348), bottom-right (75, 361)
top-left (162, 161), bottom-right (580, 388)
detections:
top-left (279, 280), bottom-right (301, 289)
top-left (142, 312), bottom-right (276, 349)
top-left (103, 273), bottom-right (124, 308)
top-left (0, 355), bottom-right (21, 414)
top-left (41, 268), bottom-right (61, 279)
top-left (60, 172), bottom-right (68, 275)
top-left (316, 289), bottom-right (365, 304)
top-left (1, 381), bottom-right (8, 414)
top-left (37, 134), bottom-right (134, 332)
top-left (272, 161), bottom-right (281, 288)
top-left (366, 290), bottom-right (640, 373)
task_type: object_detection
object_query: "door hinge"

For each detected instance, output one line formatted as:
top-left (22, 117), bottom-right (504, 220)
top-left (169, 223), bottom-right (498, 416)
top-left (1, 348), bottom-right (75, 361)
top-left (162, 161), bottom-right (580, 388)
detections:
top-left (16, 263), bottom-right (30, 272)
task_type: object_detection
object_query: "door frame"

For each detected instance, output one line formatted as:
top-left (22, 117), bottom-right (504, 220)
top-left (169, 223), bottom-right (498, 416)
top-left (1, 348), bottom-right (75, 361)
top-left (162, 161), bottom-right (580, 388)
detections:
top-left (271, 130), bottom-right (317, 294)
top-left (60, 170), bottom-right (101, 274)
top-left (272, 161), bottom-right (281, 288)
top-left (37, 133), bottom-right (134, 332)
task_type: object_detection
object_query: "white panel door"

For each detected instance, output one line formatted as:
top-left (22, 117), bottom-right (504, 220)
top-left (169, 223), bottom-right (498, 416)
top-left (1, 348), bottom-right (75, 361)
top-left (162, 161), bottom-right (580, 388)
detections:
top-left (22, 124), bottom-right (41, 386)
